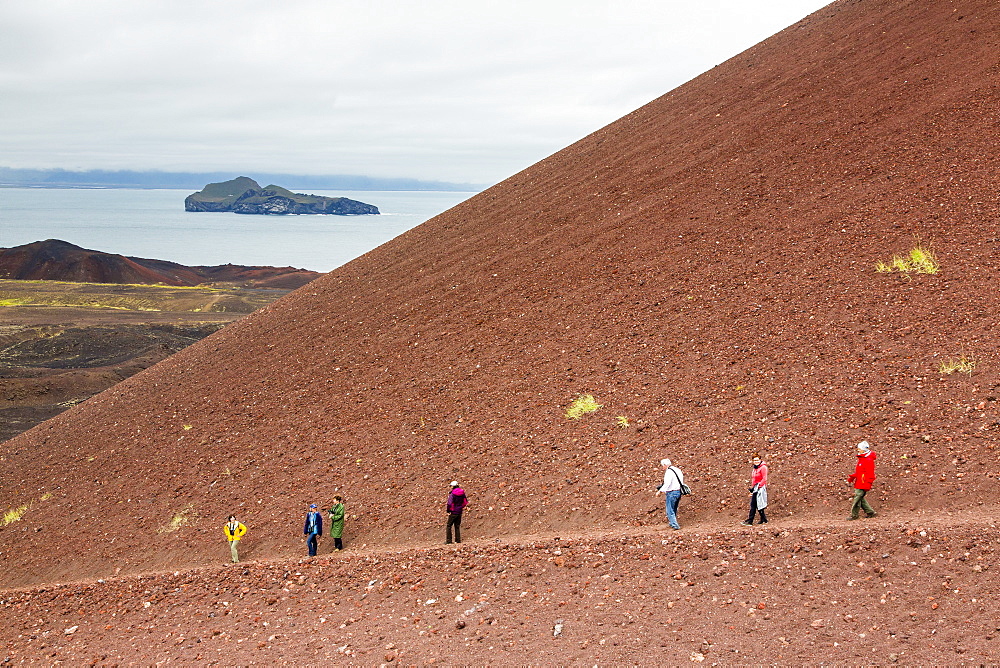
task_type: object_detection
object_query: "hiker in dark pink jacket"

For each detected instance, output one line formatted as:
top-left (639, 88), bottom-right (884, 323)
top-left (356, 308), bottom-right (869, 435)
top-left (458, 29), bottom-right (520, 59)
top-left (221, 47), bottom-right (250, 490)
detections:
top-left (446, 481), bottom-right (468, 544)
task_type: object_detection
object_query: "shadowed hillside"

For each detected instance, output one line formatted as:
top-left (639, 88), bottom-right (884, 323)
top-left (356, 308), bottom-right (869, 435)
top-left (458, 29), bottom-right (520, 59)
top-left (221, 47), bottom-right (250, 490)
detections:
top-left (0, 279), bottom-right (300, 442)
top-left (3, 0), bottom-right (1000, 662)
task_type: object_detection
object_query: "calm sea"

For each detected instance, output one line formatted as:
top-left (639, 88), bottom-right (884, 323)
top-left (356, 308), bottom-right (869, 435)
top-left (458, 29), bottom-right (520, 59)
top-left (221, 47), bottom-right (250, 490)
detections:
top-left (0, 188), bottom-right (475, 273)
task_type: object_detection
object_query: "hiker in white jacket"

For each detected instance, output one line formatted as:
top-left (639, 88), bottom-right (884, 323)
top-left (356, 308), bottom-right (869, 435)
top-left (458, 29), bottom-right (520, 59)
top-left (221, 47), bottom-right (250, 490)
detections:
top-left (656, 458), bottom-right (685, 530)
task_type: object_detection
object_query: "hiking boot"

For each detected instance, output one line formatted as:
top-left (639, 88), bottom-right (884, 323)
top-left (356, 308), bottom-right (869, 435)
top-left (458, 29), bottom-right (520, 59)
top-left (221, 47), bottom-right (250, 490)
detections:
top-left (740, 521), bottom-right (753, 526)
top-left (866, 512), bottom-right (878, 518)
top-left (846, 516), bottom-right (859, 521)
top-left (759, 520), bottom-right (768, 524)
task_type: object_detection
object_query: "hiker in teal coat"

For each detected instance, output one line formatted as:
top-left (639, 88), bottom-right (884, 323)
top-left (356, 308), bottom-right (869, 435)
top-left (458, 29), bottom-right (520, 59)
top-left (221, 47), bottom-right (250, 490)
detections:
top-left (328, 495), bottom-right (345, 551)
top-left (304, 504), bottom-right (322, 556)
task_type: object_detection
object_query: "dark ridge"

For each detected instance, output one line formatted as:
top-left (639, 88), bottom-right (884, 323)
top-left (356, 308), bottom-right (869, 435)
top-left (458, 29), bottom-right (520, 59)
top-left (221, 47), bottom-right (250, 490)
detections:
top-left (0, 239), bottom-right (322, 288)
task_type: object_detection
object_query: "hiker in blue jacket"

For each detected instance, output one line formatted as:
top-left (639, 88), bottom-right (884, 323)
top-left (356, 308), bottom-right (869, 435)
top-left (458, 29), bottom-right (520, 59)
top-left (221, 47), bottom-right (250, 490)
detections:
top-left (304, 503), bottom-right (323, 556)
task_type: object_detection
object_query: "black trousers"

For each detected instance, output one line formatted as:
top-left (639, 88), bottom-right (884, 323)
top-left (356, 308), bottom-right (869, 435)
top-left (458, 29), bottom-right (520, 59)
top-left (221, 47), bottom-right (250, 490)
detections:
top-left (446, 512), bottom-right (462, 543)
top-left (747, 493), bottom-right (767, 524)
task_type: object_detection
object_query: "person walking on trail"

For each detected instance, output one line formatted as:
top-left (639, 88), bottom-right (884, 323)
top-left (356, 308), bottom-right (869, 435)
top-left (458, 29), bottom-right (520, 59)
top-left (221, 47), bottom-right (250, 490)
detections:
top-left (446, 481), bottom-right (468, 544)
top-left (327, 496), bottom-right (346, 551)
top-left (656, 458), bottom-right (685, 530)
top-left (741, 454), bottom-right (769, 526)
top-left (224, 515), bottom-right (247, 563)
top-left (304, 503), bottom-right (323, 556)
top-left (847, 440), bottom-right (878, 520)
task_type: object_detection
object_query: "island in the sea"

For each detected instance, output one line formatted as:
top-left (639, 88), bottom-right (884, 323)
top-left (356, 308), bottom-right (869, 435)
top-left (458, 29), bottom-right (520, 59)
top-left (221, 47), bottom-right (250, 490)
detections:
top-left (185, 176), bottom-right (380, 215)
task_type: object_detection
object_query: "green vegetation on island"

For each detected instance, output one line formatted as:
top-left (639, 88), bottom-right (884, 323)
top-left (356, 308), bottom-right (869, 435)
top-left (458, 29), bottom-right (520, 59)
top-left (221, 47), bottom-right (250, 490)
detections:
top-left (185, 176), bottom-right (380, 215)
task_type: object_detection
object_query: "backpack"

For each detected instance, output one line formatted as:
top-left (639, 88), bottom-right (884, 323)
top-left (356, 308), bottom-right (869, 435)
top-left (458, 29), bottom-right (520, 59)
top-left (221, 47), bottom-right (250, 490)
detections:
top-left (672, 468), bottom-right (692, 495)
top-left (450, 491), bottom-right (467, 512)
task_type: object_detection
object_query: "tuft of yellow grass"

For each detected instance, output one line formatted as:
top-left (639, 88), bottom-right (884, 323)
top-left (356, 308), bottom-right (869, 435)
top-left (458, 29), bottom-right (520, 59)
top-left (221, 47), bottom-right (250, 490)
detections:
top-left (159, 504), bottom-right (195, 533)
top-left (939, 354), bottom-right (975, 375)
top-left (2, 492), bottom-right (55, 526)
top-left (566, 394), bottom-right (602, 420)
top-left (875, 246), bottom-right (939, 274)
top-left (2, 505), bottom-right (29, 526)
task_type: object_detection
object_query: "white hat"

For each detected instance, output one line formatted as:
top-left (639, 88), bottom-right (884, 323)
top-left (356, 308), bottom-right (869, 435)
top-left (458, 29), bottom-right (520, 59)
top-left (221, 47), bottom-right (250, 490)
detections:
top-left (450, 480), bottom-right (459, 487)
top-left (660, 458), bottom-right (671, 467)
top-left (857, 440), bottom-right (871, 452)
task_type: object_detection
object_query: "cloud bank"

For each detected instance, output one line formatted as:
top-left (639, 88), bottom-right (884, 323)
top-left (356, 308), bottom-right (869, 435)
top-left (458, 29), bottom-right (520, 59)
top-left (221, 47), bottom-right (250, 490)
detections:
top-left (0, 0), bottom-right (831, 184)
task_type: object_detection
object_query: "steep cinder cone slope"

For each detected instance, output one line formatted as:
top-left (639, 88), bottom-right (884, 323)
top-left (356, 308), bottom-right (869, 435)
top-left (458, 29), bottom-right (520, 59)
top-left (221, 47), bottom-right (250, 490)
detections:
top-left (3, 0), bottom-right (1000, 587)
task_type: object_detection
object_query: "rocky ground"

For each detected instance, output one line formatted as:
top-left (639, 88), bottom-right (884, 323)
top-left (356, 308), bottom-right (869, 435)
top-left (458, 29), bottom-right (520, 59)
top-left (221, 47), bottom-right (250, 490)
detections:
top-left (1, 510), bottom-right (998, 664)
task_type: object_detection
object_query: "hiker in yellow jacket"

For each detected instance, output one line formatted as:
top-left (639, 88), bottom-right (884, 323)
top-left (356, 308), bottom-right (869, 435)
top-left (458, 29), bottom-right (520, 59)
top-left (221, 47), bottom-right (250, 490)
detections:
top-left (224, 515), bottom-right (247, 563)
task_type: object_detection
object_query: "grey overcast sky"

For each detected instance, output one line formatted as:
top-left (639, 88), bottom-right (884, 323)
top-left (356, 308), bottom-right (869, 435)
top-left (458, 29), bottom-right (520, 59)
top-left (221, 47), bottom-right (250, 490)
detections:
top-left (1, 0), bottom-right (831, 185)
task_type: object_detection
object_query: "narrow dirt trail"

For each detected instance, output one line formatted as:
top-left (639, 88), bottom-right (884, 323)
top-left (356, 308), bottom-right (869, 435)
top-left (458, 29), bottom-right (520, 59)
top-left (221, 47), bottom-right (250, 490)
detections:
top-left (2, 505), bottom-right (996, 663)
top-left (3, 504), bottom-right (991, 596)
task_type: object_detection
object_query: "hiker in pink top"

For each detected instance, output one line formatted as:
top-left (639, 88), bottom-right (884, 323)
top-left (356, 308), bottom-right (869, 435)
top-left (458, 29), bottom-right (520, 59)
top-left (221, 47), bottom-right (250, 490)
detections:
top-left (741, 454), bottom-right (768, 525)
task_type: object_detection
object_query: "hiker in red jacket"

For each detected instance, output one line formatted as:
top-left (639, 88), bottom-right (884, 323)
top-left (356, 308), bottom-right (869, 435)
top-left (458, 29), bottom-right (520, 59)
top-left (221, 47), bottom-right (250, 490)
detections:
top-left (847, 440), bottom-right (878, 520)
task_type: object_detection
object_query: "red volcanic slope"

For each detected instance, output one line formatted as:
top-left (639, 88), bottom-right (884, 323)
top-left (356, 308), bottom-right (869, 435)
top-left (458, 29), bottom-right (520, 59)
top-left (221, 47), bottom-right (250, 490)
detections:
top-left (4, 0), bottom-right (1000, 581)
top-left (3, 0), bottom-right (1000, 661)
top-left (0, 239), bottom-right (321, 287)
